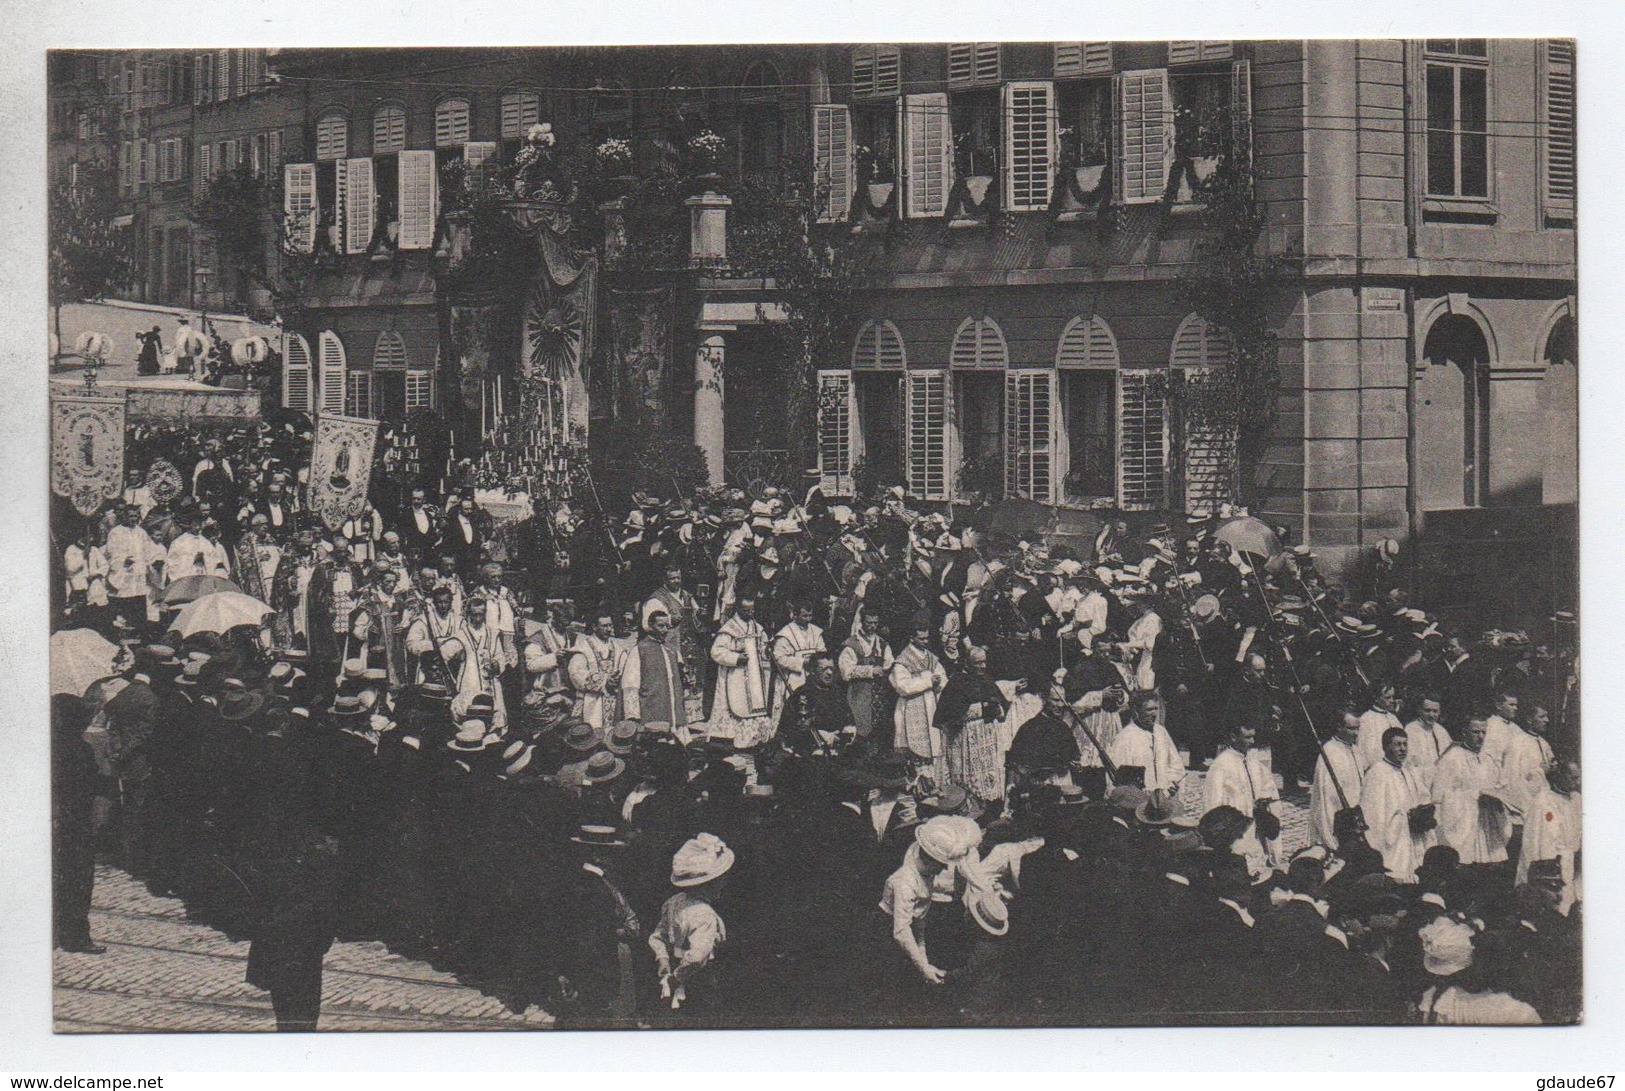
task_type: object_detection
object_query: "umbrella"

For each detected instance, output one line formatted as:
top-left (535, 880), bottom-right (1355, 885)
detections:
top-left (1214, 515), bottom-right (1283, 559)
top-left (50, 628), bottom-right (120, 698)
top-left (171, 591), bottom-right (274, 638)
top-left (161, 574), bottom-right (241, 606)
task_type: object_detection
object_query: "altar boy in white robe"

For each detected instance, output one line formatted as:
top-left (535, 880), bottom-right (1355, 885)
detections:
top-left (1309, 707), bottom-right (1364, 852)
top-left (1430, 717), bottom-right (1512, 866)
top-left (1361, 727), bottom-right (1435, 882)
top-left (1106, 690), bottom-right (1186, 796)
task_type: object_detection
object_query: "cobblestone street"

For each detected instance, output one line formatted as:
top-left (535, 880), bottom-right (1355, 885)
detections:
top-left (54, 865), bottom-right (557, 1033)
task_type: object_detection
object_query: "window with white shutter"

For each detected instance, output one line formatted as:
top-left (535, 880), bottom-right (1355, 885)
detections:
top-left (906, 370), bottom-right (950, 500)
top-left (405, 369), bottom-right (434, 412)
top-left (948, 44), bottom-right (1002, 88)
top-left (501, 91), bottom-right (541, 139)
top-left (315, 112), bottom-right (348, 161)
top-left (193, 52), bottom-right (213, 105)
top-left (282, 333), bottom-right (313, 413)
top-left (949, 317), bottom-right (1010, 369)
top-left (1169, 314), bottom-right (1237, 513)
top-left (1005, 370), bottom-right (1056, 502)
top-left (397, 149), bottom-right (438, 250)
top-left (813, 104), bottom-right (853, 223)
top-left (435, 98), bottom-right (471, 148)
top-left (1168, 41), bottom-right (1233, 66)
top-left (1543, 40), bottom-right (1575, 221)
top-left (284, 162), bottom-right (317, 253)
top-left (851, 45), bottom-right (901, 99)
top-left (120, 142), bottom-right (133, 191)
top-left (373, 330), bottom-right (408, 370)
top-left (1055, 42), bottom-right (1113, 78)
top-left (198, 142), bottom-right (212, 182)
top-left (317, 330), bottom-right (347, 416)
top-left (373, 104), bottom-right (407, 154)
top-left (817, 370), bottom-right (856, 494)
top-left (342, 157), bottom-right (376, 254)
top-left (1055, 315), bottom-right (1119, 368)
top-left (215, 49), bottom-right (231, 101)
top-left (1004, 81), bottom-right (1056, 212)
top-left (1117, 370), bottom-right (1168, 510)
top-left (902, 92), bottom-right (952, 218)
top-left (345, 369), bottom-right (375, 420)
top-left (852, 319), bottom-right (907, 369)
top-left (1230, 59), bottom-right (1253, 172)
top-left (1114, 68), bottom-right (1174, 204)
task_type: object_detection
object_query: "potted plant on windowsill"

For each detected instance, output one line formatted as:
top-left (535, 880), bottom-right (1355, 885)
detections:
top-left (687, 130), bottom-right (728, 191)
top-left (595, 136), bottom-right (638, 197)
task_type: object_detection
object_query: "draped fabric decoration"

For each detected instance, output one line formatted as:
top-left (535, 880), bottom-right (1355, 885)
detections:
top-left (309, 413), bottom-right (380, 531)
top-left (51, 393), bottom-right (127, 517)
top-left (521, 221), bottom-right (599, 447)
top-left (606, 286), bottom-right (674, 425)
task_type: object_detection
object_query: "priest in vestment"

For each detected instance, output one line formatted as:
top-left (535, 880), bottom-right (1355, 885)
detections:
top-left (568, 612), bottom-right (625, 729)
top-left (708, 594), bottom-right (773, 748)
top-left (1430, 717), bottom-right (1512, 865)
top-left (1106, 690), bottom-right (1187, 796)
top-left (889, 621), bottom-right (949, 781)
top-left (1310, 709), bottom-right (1364, 851)
top-left (770, 600), bottom-right (826, 723)
top-left (1360, 727), bottom-right (1435, 882)
top-left (1403, 695), bottom-right (1454, 795)
top-left (621, 602), bottom-right (687, 737)
top-left (1202, 722), bottom-right (1281, 871)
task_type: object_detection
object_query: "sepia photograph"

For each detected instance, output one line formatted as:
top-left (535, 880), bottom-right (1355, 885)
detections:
top-left (40, 35), bottom-right (1581, 1038)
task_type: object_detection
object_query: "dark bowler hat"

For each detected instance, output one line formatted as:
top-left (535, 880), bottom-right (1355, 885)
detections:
top-left (219, 687), bottom-right (267, 722)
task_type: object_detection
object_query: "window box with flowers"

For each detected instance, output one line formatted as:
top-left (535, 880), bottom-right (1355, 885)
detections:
top-left (852, 142), bottom-right (897, 227)
top-left (594, 136), bottom-right (638, 196)
top-left (1051, 81), bottom-right (1114, 221)
top-left (944, 92), bottom-right (999, 226)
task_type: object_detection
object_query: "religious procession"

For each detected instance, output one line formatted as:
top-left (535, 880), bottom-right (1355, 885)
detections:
top-left (48, 409), bottom-right (1581, 1031)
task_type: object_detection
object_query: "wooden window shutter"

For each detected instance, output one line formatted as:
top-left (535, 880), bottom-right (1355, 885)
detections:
top-left (120, 142), bottom-right (132, 190)
top-left (135, 138), bottom-right (147, 185)
top-left (315, 113), bottom-right (348, 161)
top-left (902, 92), bottom-right (952, 218)
top-left (950, 317), bottom-right (1010, 369)
top-left (1055, 42), bottom-right (1112, 78)
top-left (851, 47), bottom-right (876, 97)
top-left (1005, 370), bottom-right (1056, 503)
top-left (193, 52), bottom-right (212, 105)
top-left (906, 370), bottom-right (950, 500)
top-left (501, 92), bottom-right (541, 139)
top-left (282, 333), bottom-right (313, 413)
top-left (284, 163), bottom-right (317, 253)
top-left (852, 319), bottom-right (907, 369)
top-left (373, 331), bottom-right (408, 370)
top-left (817, 370), bottom-right (856, 494)
top-left (1004, 81), bottom-right (1056, 212)
top-left (949, 43), bottom-right (1001, 88)
top-left (405, 369), bottom-right (434, 412)
top-left (198, 142), bottom-right (211, 182)
top-left (1169, 41), bottom-right (1232, 66)
top-left (317, 330), bottom-right (347, 417)
top-left (340, 158), bottom-right (376, 255)
top-left (875, 46), bottom-right (901, 96)
top-left (373, 105), bottom-right (406, 154)
top-left (1114, 68), bottom-right (1174, 204)
top-left (1056, 316), bottom-right (1120, 368)
top-left (436, 98), bottom-right (471, 147)
top-left (813, 104), bottom-right (853, 223)
top-left (345, 369), bottom-right (375, 420)
top-left (1543, 40), bottom-right (1576, 220)
top-left (463, 141), bottom-right (498, 169)
top-left (1230, 59), bottom-right (1253, 173)
top-left (215, 49), bottom-right (231, 101)
top-left (396, 149), bottom-right (439, 251)
top-left (1117, 370), bottom-right (1168, 510)
top-left (1170, 313), bottom-right (1224, 368)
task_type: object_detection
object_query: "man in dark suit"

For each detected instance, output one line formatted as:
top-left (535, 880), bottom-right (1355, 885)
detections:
top-left (53, 695), bottom-right (105, 954)
top-left (398, 486), bottom-right (442, 562)
top-left (1252, 856), bottom-right (1351, 1021)
top-left (443, 495), bottom-right (489, 576)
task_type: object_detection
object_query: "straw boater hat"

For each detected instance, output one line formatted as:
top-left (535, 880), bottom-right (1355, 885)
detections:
top-left (670, 832), bottom-right (735, 887)
top-left (967, 886), bottom-right (1010, 937)
top-left (604, 720), bottom-right (641, 756)
top-left (448, 719), bottom-right (496, 751)
top-left (914, 815), bottom-right (983, 865)
top-left (571, 824), bottom-right (628, 848)
top-left (563, 721), bottom-right (601, 753)
top-left (580, 750), bottom-right (627, 786)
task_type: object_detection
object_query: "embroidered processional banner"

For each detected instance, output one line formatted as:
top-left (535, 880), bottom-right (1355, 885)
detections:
top-left (607, 286), bottom-right (674, 425)
top-left (51, 392), bottom-right (127, 516)
top-left (309, 413), bottom-right (379, 531)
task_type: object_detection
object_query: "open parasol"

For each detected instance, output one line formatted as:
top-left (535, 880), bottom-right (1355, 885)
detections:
top-left (50, 628), bottom-right (121, 698)
top-left (161, 573), bottom-right (241, 606)
top-left (1214, 515), bottom-right (1283, 559)
top-left (170, 590), bottom-right (275, 638)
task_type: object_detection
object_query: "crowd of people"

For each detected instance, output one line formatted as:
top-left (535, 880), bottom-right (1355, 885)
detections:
top-left (51, 416), bottom-right (1581, 1029)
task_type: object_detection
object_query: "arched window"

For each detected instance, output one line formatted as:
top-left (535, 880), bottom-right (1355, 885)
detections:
top-left (739, 60), bottom-right (785, 184)
top-left (852, 319), bottom-right (907, 369)
top-left (1169, 313), bottom-right (1231, 368)
top-left (1055, 315), bottom-right (1119, 368)
top-left (1420, 314), bottom-right (1492, 509)
top-left (314, 111), bottom-right (348, 161)
top-left (740, 59), bottom-right (782, 97)
top-left (949, 316), bottom-right (1009, 369)
top-left (435, 97), bottom-right (471, 148)
top-left (1540, 313), bottom-right (1577, 504)
top-left (373, 330), bottom-right (408, 370)
top-left (500, 90), bottom-right (541, 141)
top-left (372, 103), bottom-right (406, 155)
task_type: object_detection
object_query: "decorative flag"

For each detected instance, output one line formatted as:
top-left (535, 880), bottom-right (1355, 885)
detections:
top-left (51, 392), bottom-right (127, 517)
top-left (309, 413), bottom-right (380, 531)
